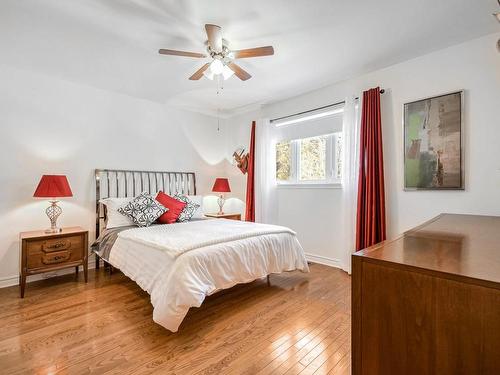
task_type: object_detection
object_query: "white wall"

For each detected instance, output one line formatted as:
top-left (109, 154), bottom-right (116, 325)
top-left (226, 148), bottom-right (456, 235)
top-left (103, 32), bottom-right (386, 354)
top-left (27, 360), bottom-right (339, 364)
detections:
top-left (0, 64), bottom-right (229, 285)
top-left (226, 33), bottom-right (500, 266)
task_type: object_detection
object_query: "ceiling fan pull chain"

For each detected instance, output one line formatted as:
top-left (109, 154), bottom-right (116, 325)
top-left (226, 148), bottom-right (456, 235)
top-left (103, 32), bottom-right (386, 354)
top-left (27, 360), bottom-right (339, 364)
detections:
top-left (217, 108), bottom-right (220, 132)
top-left (216, 76), bottom-right (221, 132)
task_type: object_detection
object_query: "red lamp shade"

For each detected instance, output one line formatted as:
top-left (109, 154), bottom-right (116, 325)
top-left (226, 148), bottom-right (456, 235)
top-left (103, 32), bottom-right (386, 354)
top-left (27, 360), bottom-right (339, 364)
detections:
top-left (33, 175), bottom-right (73, 198)
top-left (212, 178), bottom-right (231, 193)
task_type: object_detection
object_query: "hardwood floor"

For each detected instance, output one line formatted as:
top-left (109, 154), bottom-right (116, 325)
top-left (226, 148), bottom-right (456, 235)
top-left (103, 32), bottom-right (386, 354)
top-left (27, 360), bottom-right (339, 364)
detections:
top-left (0, 263), bottom-right (351, 374)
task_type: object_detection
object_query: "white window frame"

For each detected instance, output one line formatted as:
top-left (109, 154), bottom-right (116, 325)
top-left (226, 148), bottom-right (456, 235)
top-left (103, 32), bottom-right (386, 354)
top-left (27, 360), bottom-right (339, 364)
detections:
top-left (276, 132), bottom-right (342, 189)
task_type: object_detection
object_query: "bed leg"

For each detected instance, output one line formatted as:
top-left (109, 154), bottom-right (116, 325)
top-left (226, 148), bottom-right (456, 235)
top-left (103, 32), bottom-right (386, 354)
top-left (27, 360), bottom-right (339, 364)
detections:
top-left (267, 275), bottom-right (271, 287)
top-left (95, 256), bottom-right (100, 269)
top-left (109, 265), bottom-right (114, 275)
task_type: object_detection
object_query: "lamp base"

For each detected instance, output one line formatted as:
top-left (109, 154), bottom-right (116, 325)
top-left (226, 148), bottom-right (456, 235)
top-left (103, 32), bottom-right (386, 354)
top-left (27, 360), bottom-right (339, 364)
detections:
top-left (217, 194), bottom-right (225, 215)
top-left (45, 227), bottom-right (62, 234)
top-left (45, 200), bottom-right (62, 234)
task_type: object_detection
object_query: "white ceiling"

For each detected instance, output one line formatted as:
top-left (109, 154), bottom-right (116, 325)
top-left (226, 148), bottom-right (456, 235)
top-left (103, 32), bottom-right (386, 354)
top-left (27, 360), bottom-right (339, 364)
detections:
top-left (1, 0), bottom-right (498, 117)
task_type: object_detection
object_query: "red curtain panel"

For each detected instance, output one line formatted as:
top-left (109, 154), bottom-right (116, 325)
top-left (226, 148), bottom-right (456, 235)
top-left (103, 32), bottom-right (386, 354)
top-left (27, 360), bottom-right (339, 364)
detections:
top-left (356, 87), bottom-right (386, 251)
top-left (245, 121), bottom-right (256, 222)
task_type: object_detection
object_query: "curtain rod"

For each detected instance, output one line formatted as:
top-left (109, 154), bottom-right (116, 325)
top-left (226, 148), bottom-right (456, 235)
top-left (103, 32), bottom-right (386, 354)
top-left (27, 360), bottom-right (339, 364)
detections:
top-left (270, 100), bottom-right (346, 123)
top-left (354, 88), bottom-right (385, 100)
top-left (270, 89), bottom-right (385, 123)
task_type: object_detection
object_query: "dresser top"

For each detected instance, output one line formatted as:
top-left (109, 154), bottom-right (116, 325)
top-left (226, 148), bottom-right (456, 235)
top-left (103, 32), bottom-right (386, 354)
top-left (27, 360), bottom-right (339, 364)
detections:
top-left (205, 213), bottom-right (240, 218)
top-left (20, 226), bottom-right (87, 240)
top-left (354, 214), bottom-right (500, 286)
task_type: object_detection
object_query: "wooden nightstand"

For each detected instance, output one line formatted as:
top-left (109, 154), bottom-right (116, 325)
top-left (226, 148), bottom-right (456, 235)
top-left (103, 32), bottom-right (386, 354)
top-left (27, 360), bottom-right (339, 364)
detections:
top-left (19, 226), bottom-right (88, 298)
top-left (205, 213), bottom-right (242, 221)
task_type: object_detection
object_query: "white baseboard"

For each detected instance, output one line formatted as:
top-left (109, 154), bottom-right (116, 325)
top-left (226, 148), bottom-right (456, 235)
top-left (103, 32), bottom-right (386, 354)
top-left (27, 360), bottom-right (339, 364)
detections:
top-left (0, 253), bottom-right (97, 289)
top-left (305, 253), bottom-right (341, 269)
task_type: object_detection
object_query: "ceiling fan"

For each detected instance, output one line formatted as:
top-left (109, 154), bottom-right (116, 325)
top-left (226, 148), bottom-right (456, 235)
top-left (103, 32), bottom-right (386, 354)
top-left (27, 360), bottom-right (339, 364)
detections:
top-left (158, 24), bottom-right (274, 81)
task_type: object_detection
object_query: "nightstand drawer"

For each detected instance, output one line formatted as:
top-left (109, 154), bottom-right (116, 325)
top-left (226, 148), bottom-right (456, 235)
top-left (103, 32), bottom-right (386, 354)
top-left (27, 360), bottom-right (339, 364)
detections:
top-left (26, 235), bottom-right (83, 255)
top-left (26, 235), bottom-right (84, 270)
top-left (27, 246), bottom-right (83, 269)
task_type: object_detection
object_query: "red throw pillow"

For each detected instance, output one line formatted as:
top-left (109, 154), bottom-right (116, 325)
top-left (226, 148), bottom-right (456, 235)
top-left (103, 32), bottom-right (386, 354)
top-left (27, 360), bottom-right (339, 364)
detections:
top-left (155, 191), bottom-right (187, 224)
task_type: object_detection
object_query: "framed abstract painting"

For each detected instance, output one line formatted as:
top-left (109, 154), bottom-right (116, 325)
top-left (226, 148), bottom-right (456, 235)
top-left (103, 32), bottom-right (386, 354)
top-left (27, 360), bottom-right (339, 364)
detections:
top-left (403, 90), bottom-right (464, 190)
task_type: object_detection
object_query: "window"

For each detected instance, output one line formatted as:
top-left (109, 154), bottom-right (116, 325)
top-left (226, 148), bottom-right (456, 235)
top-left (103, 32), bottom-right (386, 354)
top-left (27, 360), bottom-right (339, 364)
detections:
top-left (272, 102), bottom-right (344, 187)
top-left (276, 132), bottom-right (343, 186)
top-left (299, 135), bottom-right (327, 181)
top-left (276, 140), bottom-right (292, 181)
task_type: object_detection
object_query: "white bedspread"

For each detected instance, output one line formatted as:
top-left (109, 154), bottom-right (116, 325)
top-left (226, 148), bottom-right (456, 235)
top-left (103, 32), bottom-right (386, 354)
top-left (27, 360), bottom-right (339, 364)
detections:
top-left (108, 219), bottom-right (309, 332)
top-left (118, 219), bottom-right (295, 256)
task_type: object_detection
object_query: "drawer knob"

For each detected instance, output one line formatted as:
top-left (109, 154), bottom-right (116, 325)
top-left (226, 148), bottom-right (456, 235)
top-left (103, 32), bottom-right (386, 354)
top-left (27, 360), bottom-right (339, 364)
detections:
top-left (48, 243), bottom-right (64, 249)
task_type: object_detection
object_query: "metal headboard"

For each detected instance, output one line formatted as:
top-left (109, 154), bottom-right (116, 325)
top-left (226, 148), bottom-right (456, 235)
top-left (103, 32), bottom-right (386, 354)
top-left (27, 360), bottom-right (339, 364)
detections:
top-left (95, 168), bottom-right (196, 238)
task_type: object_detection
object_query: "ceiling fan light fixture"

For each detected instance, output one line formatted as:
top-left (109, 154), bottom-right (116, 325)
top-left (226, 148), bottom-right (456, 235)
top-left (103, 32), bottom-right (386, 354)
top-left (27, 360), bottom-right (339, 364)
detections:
top-left (209, 59), bottom-right (224, 75)
top-left (222, 64), bottom-right (234, 80)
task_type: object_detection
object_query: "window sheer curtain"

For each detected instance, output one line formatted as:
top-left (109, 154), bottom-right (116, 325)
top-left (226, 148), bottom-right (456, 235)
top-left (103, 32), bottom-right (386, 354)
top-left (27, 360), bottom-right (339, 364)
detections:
top-left (340, 96), bottom-right (361, 274)
top-left (254, 119), bottom-right (278, 224)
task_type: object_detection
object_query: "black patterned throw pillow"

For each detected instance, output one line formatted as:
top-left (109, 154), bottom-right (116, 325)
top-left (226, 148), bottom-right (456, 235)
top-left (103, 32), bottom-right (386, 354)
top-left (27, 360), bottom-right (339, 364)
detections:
top-left (118, 192), bottom-right (168, 227)
top-left (173, 193), bottom-right (201, 222)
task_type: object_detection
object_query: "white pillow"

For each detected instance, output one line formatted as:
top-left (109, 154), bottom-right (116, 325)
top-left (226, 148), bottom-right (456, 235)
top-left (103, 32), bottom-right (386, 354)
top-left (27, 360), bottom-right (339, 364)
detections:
top-left (99, 197), bottom-right (134, 229)
top-left (187, 195), bottom-right (204, 218)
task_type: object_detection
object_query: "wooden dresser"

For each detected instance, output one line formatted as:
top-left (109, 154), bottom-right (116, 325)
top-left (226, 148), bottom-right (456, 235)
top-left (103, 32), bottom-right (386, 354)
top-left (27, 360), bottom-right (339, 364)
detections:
top-left (19, 226), bottom-right (88, 297)
top-left (352, 214), bottom-right (500, 375)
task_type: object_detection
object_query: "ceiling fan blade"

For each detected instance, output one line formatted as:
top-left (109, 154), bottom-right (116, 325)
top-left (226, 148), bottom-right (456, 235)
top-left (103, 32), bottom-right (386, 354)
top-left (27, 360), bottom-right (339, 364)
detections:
top-left (227, 62), bottom-right (252, 81)
top-left (232, 46), bottom-right (274, 59)
top-left (189, 63), bottom-right (210, 80)
top-left (205, 24), bottom-right (223, 52)
top-left (159, 49), bottom-right (206, 58)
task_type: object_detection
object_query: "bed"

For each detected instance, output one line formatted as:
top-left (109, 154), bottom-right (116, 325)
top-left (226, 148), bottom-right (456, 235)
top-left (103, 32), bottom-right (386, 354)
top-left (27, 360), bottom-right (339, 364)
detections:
top-left (92, 169), bottom-right (309, 332)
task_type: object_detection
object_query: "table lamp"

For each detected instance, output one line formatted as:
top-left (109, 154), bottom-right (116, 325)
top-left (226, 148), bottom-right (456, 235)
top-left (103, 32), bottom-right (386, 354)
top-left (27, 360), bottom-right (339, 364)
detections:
top-left (33, 175), bottom-right (73, 233)
top-left (212, 178), bottom-right (231, 215)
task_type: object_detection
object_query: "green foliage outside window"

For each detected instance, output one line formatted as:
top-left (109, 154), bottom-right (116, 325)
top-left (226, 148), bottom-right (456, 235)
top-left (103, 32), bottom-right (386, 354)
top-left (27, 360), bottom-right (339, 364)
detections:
top-left (276, 141), bottom-right (291, 181)
top-left (275, 132), bottom-right (342, 184)
top-left (299, 136), bottom-right (327, 181)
